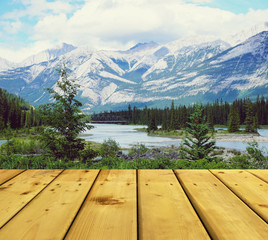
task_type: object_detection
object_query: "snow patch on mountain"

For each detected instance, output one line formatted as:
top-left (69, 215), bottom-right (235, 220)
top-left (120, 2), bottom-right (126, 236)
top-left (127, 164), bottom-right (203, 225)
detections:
top-left (25, 65), bottom-right (47, 83)
top-left (100, 83), bottom-right (118, 104)
top-left (212, 31), bottom-right (268, 64)
top-left (142, 58), bottom-right (168, 79)
top-left (21, 43), bottom-right (76, 67)
top-left (99, 71), bottom-right (136, 84)
top-left (165, 36), bottom-right (222, 53)
top-left (223, 23), bottom-right (268, 47)
top-left (0, 57), bottom-right (17, 71)
top-left (81, 88), bottom-right (99, 104)
top-left (106, 91), bottom-right (135, 103)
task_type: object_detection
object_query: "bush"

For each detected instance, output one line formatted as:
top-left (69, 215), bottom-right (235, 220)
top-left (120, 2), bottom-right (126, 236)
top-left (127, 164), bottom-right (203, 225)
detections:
top-left (175, 159), bottom-right (231, 169)
top-left (79, 145), bottom-right (98, 163)
top-left (227, 149), bottom-right (241, 156)
top-left (0, 137), bottom-right (45, 155)
top-left (129, 143), bottom-right (148, 156)
top-left (246, 141), bottom-right (268, 169)
top-left (228, 154), bottom-right (251, 169)
top-left (100, 138), bottom-right (120, 157)
top-left (228, 142), bottom-right (268, 169)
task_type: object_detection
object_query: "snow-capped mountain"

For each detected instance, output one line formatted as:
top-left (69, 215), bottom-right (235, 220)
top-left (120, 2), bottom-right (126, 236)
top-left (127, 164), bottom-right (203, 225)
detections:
top-left (223, 22), bottom-right (268, 46)
top-left (0, 27), bottom-right (267, 112)
top-left (141, 31), bottom-right (268, 105)
top-left (0, 57), bottom-right (17, 71)
top-left (20, 43), bottom-right (76, 67)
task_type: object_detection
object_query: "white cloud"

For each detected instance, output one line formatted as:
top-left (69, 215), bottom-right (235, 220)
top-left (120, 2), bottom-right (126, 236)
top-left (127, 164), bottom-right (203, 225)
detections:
top-left (0, 20), bottom-right (23, 34)
top-left (1, 0), bottom-right (268, 62)
top-left (186, 0), bottom-right (213, 3)
top-left (31, 0), bottom-right (268, 44)
top-left (0, 40), bottom-right (57, 62)
top-left (2, 0), bottom-right (75, 20)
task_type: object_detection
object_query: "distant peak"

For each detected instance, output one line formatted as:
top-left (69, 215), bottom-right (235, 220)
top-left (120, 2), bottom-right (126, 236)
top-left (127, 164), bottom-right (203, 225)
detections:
top-left (128, 41), bottom-right (159, 52)
top-left (49, 42), bottom-right (76, 52)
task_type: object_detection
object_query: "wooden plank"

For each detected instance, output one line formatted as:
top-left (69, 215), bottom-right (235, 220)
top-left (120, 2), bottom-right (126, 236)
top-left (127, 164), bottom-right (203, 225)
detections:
top-left (138, 170), bottom-right (209, 240)
top-left (66, 169), bottom-right (137, 240)
top-left (211, 170), bottom-right (268, 223)
top-left (0, 170), bottom-right (99, 240)
top-left (0, 169), bottom-right (24, 185)
top-left (175, 170), bottom-right (268, 240)
top-left (0, 169), bottom-right (62, 228)
top-left (247, 170), bottom-right (268, 183)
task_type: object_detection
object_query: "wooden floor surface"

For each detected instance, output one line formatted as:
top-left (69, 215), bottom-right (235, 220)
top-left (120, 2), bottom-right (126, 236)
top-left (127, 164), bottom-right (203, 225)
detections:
top-left (0, 169), bottom-right (267, 239)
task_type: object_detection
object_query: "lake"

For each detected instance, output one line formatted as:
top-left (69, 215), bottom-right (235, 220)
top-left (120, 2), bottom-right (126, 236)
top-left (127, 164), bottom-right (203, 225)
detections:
top-left (82, 124), bottom-right (268, 152)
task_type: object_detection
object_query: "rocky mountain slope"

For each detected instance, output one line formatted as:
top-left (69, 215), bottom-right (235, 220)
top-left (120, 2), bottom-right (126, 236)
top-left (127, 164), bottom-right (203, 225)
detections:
top-left (0, 25), bottom-right (267, 112)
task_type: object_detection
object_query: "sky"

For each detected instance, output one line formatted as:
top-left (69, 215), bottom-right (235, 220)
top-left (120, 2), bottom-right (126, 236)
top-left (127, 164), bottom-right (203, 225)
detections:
top-left (0, 0), bottom-right (268, 62)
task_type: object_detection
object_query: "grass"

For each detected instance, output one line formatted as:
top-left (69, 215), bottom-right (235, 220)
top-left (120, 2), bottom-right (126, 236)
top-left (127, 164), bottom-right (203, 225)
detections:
top-left (1, 125), bottom-right (267, 169)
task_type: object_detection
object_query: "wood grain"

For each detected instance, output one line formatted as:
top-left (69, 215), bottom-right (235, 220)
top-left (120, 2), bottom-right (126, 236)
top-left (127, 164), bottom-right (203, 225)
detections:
top-left (211, 169), bottom-right (268, 222)
top-left (138, 170), bottom-right (209, 240)
top-left (0, 169), bottom-right (62, 228)
top-left (66, 169), bottom-right (137, 240)
top-left (175, 170), bottom-right (268, 240)
top-left (0, 169), bottom-right (24, 185)
top-left (247, 169), bottom-right (268, 183)
top-left (0, 170), bottom-right (99, 240)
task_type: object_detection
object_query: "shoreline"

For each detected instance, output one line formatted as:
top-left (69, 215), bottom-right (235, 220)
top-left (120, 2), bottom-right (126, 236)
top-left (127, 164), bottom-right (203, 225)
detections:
top-left (213, 134), bottom-right (268, 143)
top-left (134, 128), bottom-right (268, 143)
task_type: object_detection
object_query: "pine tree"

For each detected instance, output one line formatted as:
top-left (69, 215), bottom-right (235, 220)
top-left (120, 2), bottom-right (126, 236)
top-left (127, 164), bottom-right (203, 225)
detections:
top-left (161, 110), bottom-right (168, 130)
top-left (207, 107), bottom-right (214, 131)
top-left (174, 109), bottom-right (180, 130)
top-left (147, 109), bottom-right (157, 132)
top-left (39, 65), bottom-right (91, 160)
top-left (245, 99), bottom-right (257, 133)
top-left (169, 100), bottom-right (175, 130)
top-left (180, 104), bottom-right (216, 161)
top-left (180, 105), bottom-right (187, 129)
top-left (228, 104), bottom-right (240, 133)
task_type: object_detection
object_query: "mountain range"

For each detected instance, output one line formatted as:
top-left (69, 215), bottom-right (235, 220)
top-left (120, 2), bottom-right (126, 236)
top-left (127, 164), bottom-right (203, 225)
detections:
top-left (0, 24), bottom-right (268, 112)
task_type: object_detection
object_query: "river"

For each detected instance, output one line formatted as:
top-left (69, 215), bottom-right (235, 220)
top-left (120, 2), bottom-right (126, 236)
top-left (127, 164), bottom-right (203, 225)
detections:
top-left (82, 124), bottom-right (268, 152)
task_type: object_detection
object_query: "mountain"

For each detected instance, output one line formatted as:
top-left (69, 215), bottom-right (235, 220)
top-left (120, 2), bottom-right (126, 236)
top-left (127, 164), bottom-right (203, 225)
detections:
top-left (20, 43), bottom-right (76, 67)
top-left (0, 28), bottom-right (267, 112)
top-left (223, 22), bottom-right (268, 47)
top-left (0, 57), bottom-right (17, 71)
top-left (142, 31), bottom-right (268, 105)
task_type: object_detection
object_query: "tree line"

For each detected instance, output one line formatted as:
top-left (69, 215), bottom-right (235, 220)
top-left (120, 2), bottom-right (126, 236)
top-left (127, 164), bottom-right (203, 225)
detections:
top-left (0, 88), bottom-right (41, 130)
top-left (91, 96), bottom-right (268, 131)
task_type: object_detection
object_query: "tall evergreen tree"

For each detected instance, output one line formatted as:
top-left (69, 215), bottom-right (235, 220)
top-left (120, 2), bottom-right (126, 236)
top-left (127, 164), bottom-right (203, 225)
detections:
top-left (161, 110), bottom-right (168, 130)
top-left (180, 104), bottom-right (216, 161)
top-left (147, 109), bottom-right (157, 132)
top-left (39, 65), bottom-right (91, 160)
top-left (245, 99), bottom-right (257, 133)
top-left (169, 100), bottom-right (175, 130)
top-left (228, 104), bottom-right (240, 133)
top-left (207, 107), bottom-right (214, 131)
top-left (180, 105), bottom-right (187, 129)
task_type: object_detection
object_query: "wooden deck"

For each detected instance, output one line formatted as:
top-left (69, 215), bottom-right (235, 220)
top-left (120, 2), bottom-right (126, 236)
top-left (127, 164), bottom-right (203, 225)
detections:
top-left (0, 169), bottom-right (267, 239)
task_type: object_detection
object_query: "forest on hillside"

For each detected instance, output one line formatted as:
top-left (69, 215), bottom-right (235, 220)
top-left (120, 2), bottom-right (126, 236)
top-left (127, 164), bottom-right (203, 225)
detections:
top-left (91, 96), bottom-right (268, 130)
top-left (0, 88), bottom-right (41, 129)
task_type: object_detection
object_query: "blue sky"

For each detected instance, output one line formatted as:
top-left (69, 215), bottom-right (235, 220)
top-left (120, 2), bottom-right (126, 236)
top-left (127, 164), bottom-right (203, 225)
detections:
top-left (0, 0), bottom-right (268, 62)
top-left (199, 0), bottom-right (268, 14)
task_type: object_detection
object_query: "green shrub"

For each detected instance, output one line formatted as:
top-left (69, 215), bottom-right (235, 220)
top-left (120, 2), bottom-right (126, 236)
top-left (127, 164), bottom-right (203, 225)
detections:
top-left (228, 154), bottom-right (251, 169)
top-left (100, 138), bottom-right (120, 157)
top-left (227, 149), bottom-right (241, 156)
top-left (245, 141), bottom-right (268, 169)
top-left (0, 137), bottom-right (45, 155)
top-left (79, 146), bottom-right (98, 163)
top-left (175, 159), bottom-right (231, 169)
top-left (129, 143), bottom-right (149, 156)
